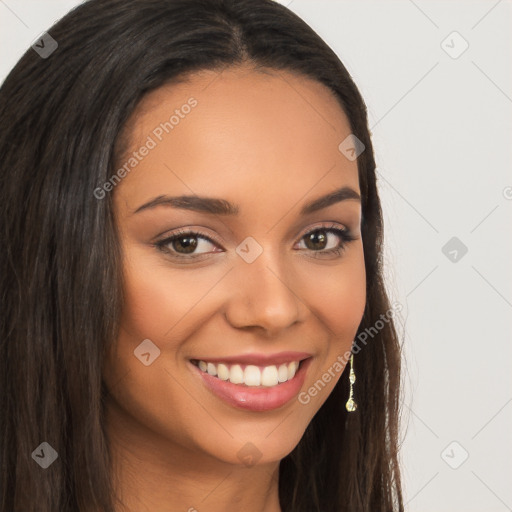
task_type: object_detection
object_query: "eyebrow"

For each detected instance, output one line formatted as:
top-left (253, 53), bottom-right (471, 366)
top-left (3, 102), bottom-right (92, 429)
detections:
top-left (132, 186), bottom-right (361, 216)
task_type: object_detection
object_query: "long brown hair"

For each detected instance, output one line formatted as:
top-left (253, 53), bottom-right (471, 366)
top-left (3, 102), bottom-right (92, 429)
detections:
top-left (0, 0), bottom-right (403, 510)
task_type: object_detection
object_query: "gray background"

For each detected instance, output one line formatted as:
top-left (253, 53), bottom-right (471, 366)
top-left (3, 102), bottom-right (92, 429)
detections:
top-left (1, 1), bottom-right (511, 510)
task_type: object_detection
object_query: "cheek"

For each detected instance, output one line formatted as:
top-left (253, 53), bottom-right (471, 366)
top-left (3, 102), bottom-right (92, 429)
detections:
top-left (308, 242), bottom-right (366, 340)
top-left (118, 251), bottom-right (214, 343)
top-left (299, 243), bottom-right (366, 401)
top-left (102, 254), bottom-right (206, 448)
top-left (119, 265), bottom-right (179, 341)
top-left (102, 251), bottom-right (192, 402)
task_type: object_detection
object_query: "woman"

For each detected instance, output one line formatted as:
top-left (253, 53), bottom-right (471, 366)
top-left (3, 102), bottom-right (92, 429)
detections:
top-left (0, 0), bottom-right (403, 510)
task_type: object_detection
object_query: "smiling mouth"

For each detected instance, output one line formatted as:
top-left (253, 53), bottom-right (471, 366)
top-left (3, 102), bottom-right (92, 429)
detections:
top-left (190, 358), bottom-right (307, 388)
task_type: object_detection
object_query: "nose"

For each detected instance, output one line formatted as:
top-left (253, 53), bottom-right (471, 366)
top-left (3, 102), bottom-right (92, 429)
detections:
top-left (224, 247), bottom-right (305, 336)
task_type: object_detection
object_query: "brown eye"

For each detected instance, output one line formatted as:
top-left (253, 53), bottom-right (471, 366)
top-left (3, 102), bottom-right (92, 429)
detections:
top-left (155, 230), bottom-right (220, 259)
top-left (304, 230), bottom-right (329, 251)
top-left (297, 225), bottom-right (357, 258)
top-left (171, 235), bottom-right (199, 254)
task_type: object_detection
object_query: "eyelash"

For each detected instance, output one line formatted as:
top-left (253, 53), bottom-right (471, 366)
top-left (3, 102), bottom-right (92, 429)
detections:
top-left (154, 223), bottom-right (357, 262)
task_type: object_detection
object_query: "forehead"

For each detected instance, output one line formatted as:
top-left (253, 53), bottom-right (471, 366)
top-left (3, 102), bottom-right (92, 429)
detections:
top-left (115, 65), bottom-right (359, 216)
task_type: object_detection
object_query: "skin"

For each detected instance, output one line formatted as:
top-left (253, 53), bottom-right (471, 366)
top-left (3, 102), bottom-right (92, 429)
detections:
top-left (103, 63), bottom-right (366, 512)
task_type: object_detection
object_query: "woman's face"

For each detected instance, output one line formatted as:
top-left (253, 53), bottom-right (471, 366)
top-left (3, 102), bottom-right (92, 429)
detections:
top-left (104, 65), bottom-right (366, 467)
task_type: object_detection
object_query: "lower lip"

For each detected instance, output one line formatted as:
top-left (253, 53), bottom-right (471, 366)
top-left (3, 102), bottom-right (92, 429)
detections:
top-left (189, 358), bottom-right (312, 412)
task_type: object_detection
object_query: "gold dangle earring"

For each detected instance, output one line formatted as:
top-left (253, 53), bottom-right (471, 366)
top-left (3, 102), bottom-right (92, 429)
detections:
top-left (345, 354), bottom-right (357, 412)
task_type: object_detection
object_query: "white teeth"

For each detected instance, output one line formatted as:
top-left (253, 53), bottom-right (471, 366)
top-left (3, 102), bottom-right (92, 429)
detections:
top-left (288, 361), bottom-right (297, 379)
top-left (277, 364), bottom-right (288, 383)
top-left (217, 363), bottom-right (230, 380)
top-left (194, 359), bottom-right (302, 387)
top-left (244, 365), bottom-right (261, 386)
top-left (207, 362), bottom-right (217, 376)
top-left (230, 364), bottom-right (244, 384)
top-left (261, 365), bottom-right (279, 387)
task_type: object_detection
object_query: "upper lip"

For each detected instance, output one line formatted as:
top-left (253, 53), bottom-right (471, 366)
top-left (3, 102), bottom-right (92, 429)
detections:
top-left (189, 351), bottom-right (312, 366)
